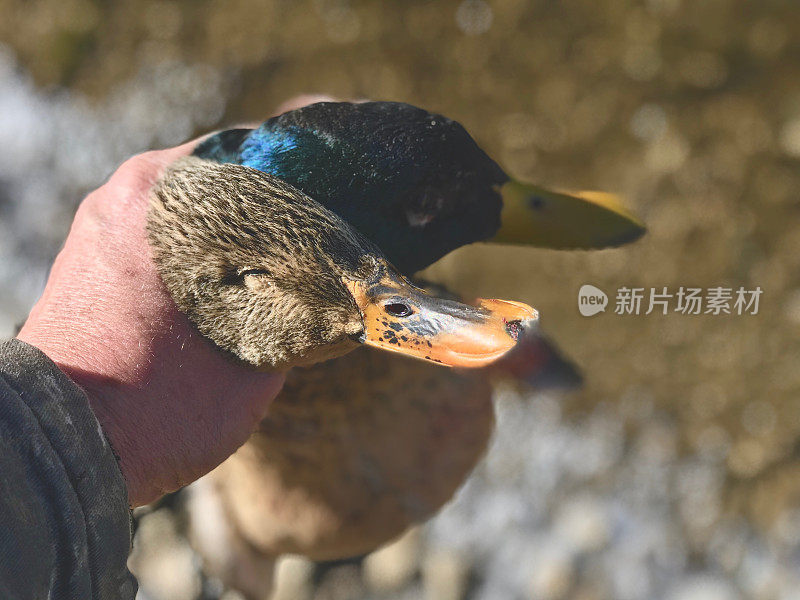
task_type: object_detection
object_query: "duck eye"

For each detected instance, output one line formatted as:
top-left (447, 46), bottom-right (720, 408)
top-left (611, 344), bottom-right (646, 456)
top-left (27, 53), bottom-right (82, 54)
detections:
top-left (384, 302), bottom-right (413, 318)
top-left (240, 268), bottom-right (270, 278)
top-left (234, 268), bottom-right (271, 288)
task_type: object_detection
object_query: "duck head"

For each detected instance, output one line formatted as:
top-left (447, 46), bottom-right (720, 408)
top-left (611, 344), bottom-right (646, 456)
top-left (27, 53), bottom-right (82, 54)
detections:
top-left (194, 101), bottom-right (644, 275)
top-left (195, 102), bottom-right (505, 274)
top-left (147, 158), bottom-right (537, 371)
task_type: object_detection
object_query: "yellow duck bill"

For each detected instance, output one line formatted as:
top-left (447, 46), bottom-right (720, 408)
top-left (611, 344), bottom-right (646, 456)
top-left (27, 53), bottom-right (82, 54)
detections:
top-left (345, 274), bottom-right (538, 368)
top-left (492, 179), bottom-right (646, 249)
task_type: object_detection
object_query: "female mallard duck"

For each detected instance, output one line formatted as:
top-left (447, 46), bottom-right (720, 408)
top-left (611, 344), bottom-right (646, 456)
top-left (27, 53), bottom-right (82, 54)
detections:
top-left (148, 157), bottom-right (537, 371)
top-left (176, 102), bottom-right (643, 598)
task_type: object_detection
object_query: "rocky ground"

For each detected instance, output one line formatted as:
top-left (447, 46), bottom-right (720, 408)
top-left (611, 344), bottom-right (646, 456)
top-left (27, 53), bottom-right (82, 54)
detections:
top-left (1, 1), bottom-right (799, 598)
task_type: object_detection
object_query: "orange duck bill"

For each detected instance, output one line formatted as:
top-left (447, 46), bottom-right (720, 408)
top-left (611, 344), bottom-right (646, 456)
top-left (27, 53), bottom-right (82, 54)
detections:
top-left (345, 273), bottom-right (538, 368)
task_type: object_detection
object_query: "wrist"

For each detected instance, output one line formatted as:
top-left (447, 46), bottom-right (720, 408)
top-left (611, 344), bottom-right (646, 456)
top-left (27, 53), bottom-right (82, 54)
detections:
top-left (20, 303), bottom-right (284, 507)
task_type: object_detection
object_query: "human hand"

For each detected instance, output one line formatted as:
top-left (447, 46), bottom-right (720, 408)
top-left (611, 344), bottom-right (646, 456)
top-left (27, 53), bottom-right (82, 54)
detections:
top-left (18, 140), bottom-right (285, 507)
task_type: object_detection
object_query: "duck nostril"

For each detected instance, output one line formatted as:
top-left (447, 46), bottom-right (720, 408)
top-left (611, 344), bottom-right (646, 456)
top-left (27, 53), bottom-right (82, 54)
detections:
top-left (527, 195), bottom-right (545, 210)
top-left (504, 320), bottom-right (523, 341)
top-left (384, 302), bottom-right (413, 318)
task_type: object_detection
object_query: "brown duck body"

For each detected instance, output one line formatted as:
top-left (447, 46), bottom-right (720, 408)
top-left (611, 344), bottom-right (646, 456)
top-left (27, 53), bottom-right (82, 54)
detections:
top-left (188, 306), bottom-right (573, 600)
top-left (190, 329), bottom-right (587, 600)
top-left (209, 346), bottom-right (493, 561)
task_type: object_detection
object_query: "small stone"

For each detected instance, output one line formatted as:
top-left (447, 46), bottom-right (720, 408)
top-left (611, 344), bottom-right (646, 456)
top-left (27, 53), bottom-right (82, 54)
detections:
top-left (271, 555), bottom-right (314, 600)
top-left (423, 550), bottom-right (470, 600)
top-left (665, 575), bottom-right (740, 600)
top-left (527, 551), bottom-right (574, 600)
top-left (554, 496), bottom-right (610, 553)
top-left (364, 528), bottom-right (422, 593)
top-left (128, 509), bottom-right (201, 600)
top-left (455, 0), bottom-right (493, 36)
top-left (779, 118), bottom-right (800, 158)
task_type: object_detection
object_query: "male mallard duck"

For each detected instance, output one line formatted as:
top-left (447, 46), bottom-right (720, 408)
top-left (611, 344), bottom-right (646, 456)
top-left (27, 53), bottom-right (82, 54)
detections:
top-left (178, 102), bottom-right (644, 598)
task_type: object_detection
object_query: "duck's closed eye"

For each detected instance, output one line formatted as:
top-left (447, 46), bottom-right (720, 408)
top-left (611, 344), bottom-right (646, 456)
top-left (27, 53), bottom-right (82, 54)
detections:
top-left (233, 268), bottom-right (272, 288)
top-left (240, 268), bottom-right (271, 278)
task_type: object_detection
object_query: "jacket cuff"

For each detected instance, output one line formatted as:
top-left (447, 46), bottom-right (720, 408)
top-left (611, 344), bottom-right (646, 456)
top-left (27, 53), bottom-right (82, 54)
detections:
top-left (0, 338), bottom-right (136, 600)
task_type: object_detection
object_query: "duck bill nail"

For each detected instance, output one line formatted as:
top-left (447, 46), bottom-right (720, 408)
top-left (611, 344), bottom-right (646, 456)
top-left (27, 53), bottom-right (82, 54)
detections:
top-left (345, 278), bottom-right (539, 368)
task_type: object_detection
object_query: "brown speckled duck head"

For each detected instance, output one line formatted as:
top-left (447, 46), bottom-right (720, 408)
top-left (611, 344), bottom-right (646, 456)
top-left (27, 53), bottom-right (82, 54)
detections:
top-left (147, 157), bottom-right (538, 371)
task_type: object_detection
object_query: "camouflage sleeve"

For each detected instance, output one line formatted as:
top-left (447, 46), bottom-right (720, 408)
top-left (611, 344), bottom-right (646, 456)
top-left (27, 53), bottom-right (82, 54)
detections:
top-left (0, 338), bottom-right (137, 600)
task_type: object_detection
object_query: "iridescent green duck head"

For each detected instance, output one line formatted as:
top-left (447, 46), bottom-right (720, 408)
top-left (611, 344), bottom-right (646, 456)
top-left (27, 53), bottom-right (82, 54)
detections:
top-left (194, 101), bottom-right (645, 275)
top-left (147, 158), bottom-right (537, 371)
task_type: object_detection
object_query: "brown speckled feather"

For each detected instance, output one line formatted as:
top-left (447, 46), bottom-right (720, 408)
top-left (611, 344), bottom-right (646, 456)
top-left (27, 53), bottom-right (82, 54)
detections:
top-left (209, 346), bottom-right (493, 561)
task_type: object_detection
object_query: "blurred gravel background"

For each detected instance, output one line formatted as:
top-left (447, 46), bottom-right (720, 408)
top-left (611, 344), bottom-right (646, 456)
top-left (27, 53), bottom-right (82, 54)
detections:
top-left (0, 1), bottom-right (799, 598)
